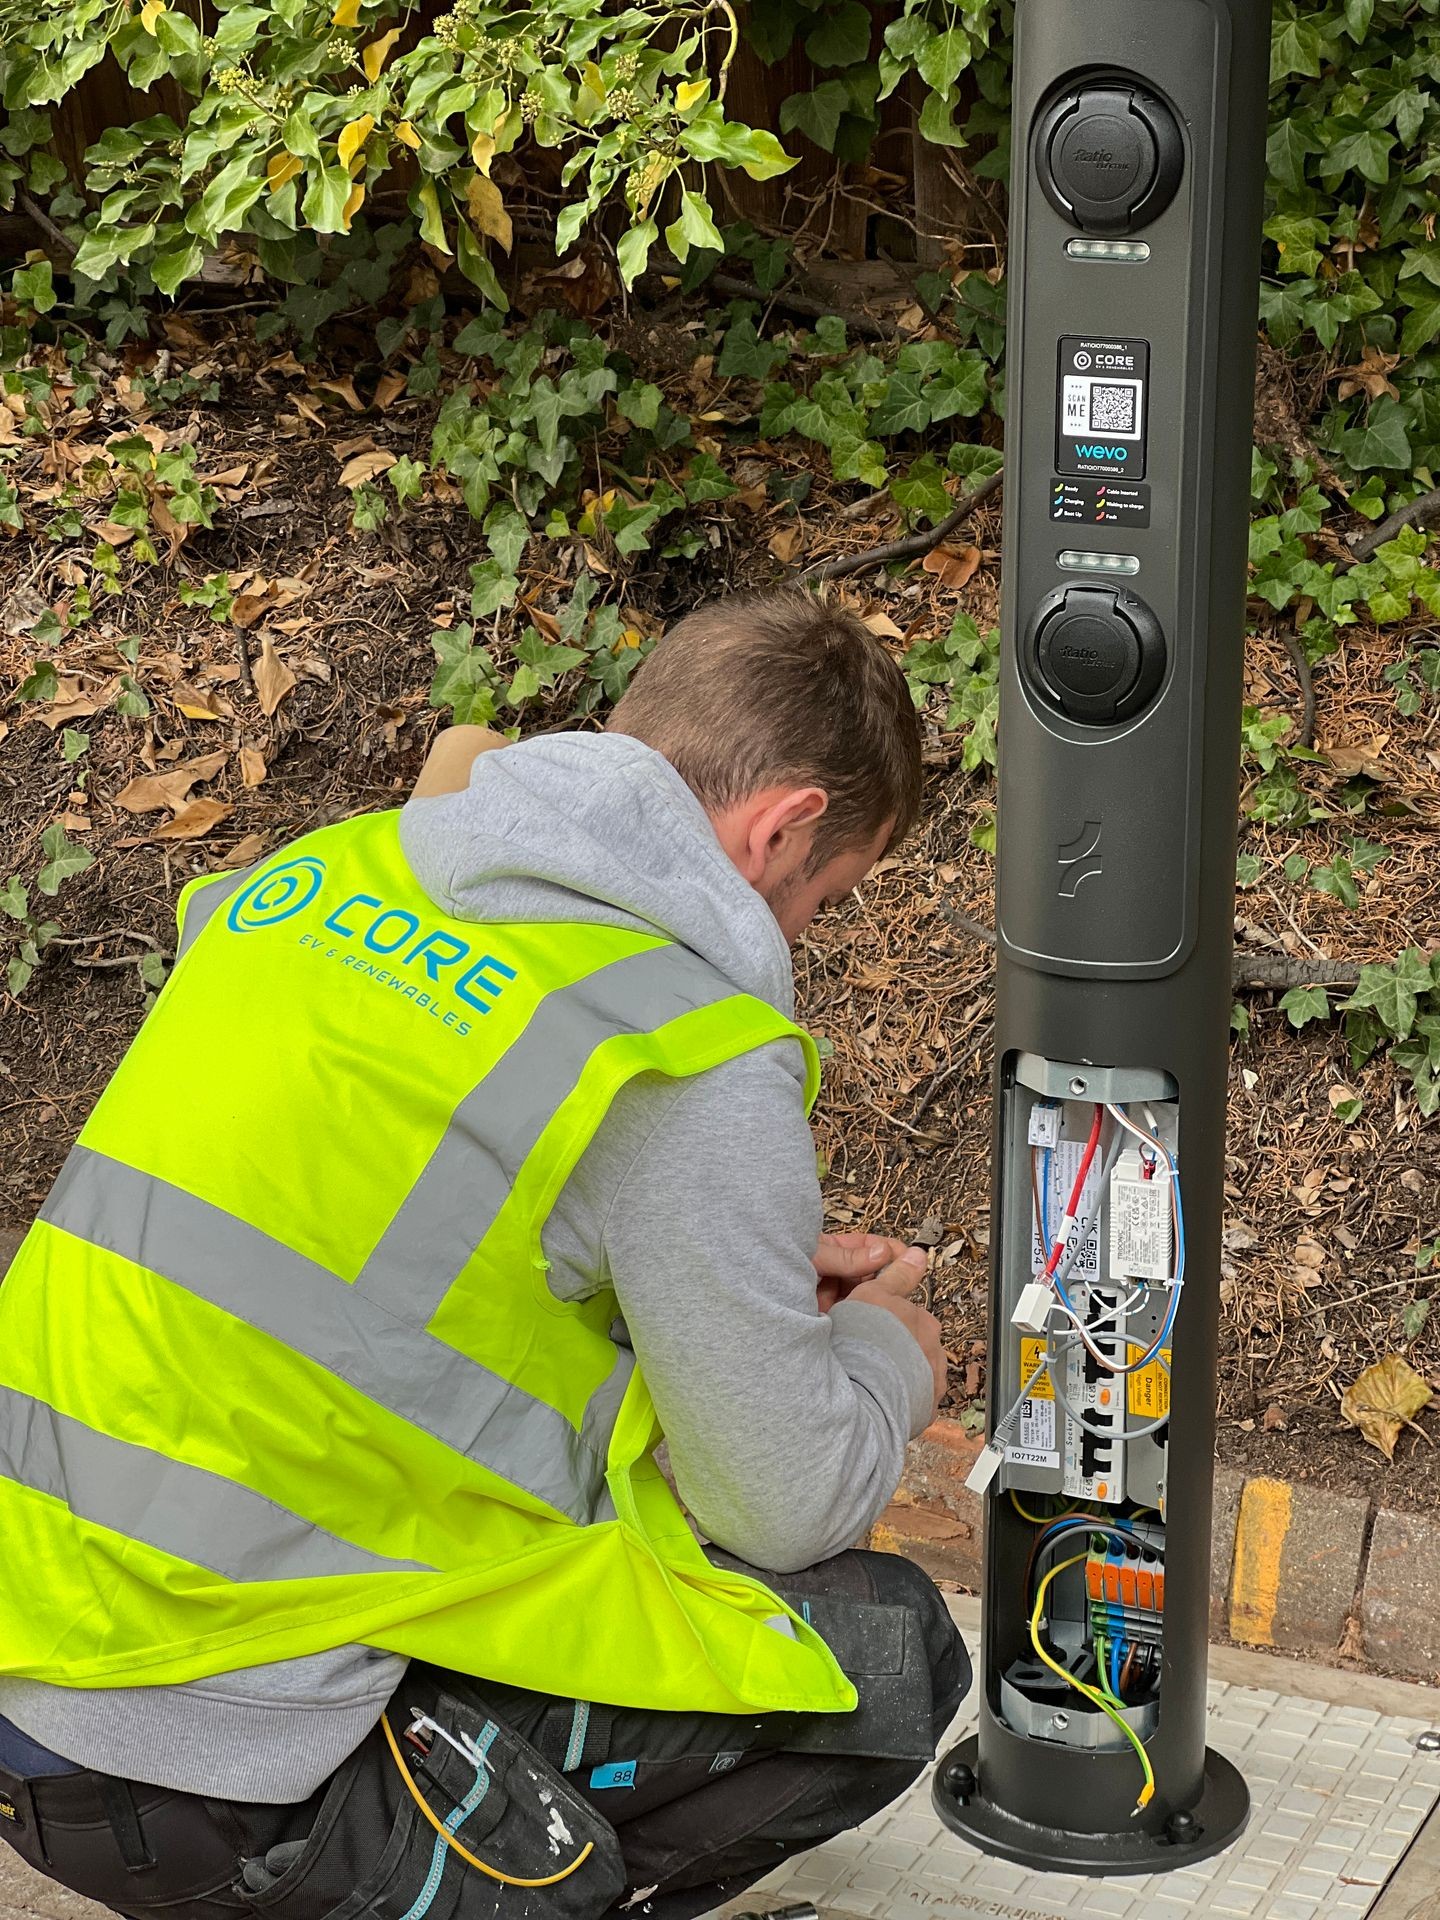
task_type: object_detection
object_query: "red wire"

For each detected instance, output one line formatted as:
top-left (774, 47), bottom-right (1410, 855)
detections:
top-left (1044, 1105), bottom-right (1103, 1275)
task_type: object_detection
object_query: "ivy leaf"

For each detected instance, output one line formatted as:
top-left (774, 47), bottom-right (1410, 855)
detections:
top-left (616, 218), bottom-right (657, 286)
top-left (36, 824), bottom-right (95, 897)
top-left (302, 163), bottom-right (354, 237)
top-left (12, 258), bottom-right (56, 313)
top-left (1280, 984), bottom-right (1331, 1030)
top-left (779, 80), bottom-right (848, 154)
top-left (151, 236), bottom-right (203, 297)
top-left (1235, 852), bottom-right (1263, 887)
top-left (617, 381), bottom-right (663, 430)
top-left (663, 188), bottom-right (724, 263)
top-left (891, 454), bottom-right (952, 524)
top-left (869, 368), bottom-right (931, 436)
top-left (17, 660), bottom-right (58, 703)
top-left (805, 1), bottom-right (871, 68)
top-left (717, 317), bottom-right (788, 380)
top-left (429, 625), bottom-right (499, 726)
top-left (1340, 949), bottom-right (1436, 1041)
top-left (1401, 286), bottom-right (1440, 357)
top-left (482, 501), bottom-right (528, 575)
top-left (679, 107), bottom-right (796, 181)
top-left (1271, 13), bottom-right (1328, 80)
top-left (1324, 124), bottom-right (1395, 187)
top-left (0, 877), bottom-right (28, 919)
top-left (683, 452), bottom-right (736, 503)
top-left (1338, 397), bottom-right (1412, 472)
top-left (916, 28), bottom-right (975, 95)
top-left (1267, 119), bottom-right (1321, 193)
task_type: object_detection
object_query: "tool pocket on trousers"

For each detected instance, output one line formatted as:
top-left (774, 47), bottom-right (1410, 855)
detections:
top-left (239, 1685), bottom-right (624, 1920)
top-left (776, 1599), bottom-right (936, 1762)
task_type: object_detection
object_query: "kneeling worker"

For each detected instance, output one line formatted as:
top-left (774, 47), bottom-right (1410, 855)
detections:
top-left (0, 591), bottom-right (968, 1920)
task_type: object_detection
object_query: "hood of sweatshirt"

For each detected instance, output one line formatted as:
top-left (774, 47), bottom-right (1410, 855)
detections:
top-left (398, 731), bottom-right (796, 1016)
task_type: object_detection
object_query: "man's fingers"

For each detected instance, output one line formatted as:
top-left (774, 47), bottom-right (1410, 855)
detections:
top-left (867, 1246), bottom-right (931, 1295)
top-left (812, 1232), bottom-right (906, 1280)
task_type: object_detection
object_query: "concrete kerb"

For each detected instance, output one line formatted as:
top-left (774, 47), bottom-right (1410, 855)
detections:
top-left (874, 1415), bottom-right (1440, 1689)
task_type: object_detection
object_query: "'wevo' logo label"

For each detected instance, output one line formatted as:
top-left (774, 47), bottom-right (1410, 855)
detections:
top-left (227, 856), bottom-right (516, 1034)
top-left (1073, 443), bottom-right (1128, 462)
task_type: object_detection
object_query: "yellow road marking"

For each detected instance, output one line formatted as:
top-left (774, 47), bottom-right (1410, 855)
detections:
top-left (1229, 1477), bottom-right (1292, 1647)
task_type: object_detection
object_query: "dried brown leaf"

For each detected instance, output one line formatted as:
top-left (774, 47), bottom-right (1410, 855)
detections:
top-left (338, 449), bottom-right (397, 490)
top-left (152, 798), bottom-right (234, 842)
top-left (114, 750), bottom-right (228, 815)
top-left (227, 831), bottom-right (269, 865)
top-left (255, 635), bottom-right (297, 718)
top-left (1340, 1354), bottom-right (1434, 1461)
top-left (373, 371), bottom-right (407, 411)
top-left (921, 543), bottom-right (982, 589)
top-left (1324, 735), bottom-right (1393, 782)
top-left (238, 746), bottom-right (267, 787)
top-left (767, 522), bottom-right (804, 563)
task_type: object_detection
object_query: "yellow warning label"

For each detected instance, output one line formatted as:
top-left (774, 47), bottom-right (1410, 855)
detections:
top-left (1019, 1338), bottom-right (1054, 1400)
top-left (1127, 1346), bottom-right (1172, 1419)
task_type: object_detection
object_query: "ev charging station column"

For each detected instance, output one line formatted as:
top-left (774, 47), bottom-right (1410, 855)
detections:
top-left (932, 0), bottom-right (1271, 1877)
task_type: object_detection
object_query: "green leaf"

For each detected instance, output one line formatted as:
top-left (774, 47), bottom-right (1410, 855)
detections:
top-left (301, 163), bottom-right (353, 237)
top-left (1231, 1001), bottom-right (1252, 1042)
top-left (454, 217), bottom-right (509, 309)
top-left (1401, 286), bottom-right (1440, 357)
top-left (483, 501), bottom-right (528, 575)
top-left (139, 948), bottom-right (168, 990)
top-left (12, 259), bottom-right (56, 313)
top-left (60, 727), bottom-right (89, 762)
top-left (679, 108), bottom-right (796, 182)
top-left (151, 236), bottom-right (203, 297)
top-left (617, 381), bottom-right (663, 430)
top-left (1312, 856), bottom-right (1359, 910)
top-left (1235, 852), bottom-right (1263, 887)
top-left (663, 188), bottom-right (723, 263)
top-left (1402, 1298), bottom-right (1431, 1342)
top-left (1340, 949), bottom-right (1436, 1040)
top-left (916, 28), bottom-right (975, 95)
top-left (717, 317), bottom-right (787, 380)
top-left (1271, 13), bottom-right (1327, 81)
top-left (1323, 124), bottom-right (1394, 187)
top-left (6, 956), bottom-right (33, 996)
top-left (1338, 396), bottom-right (1412, 472)
top-left (1280, 984), bottom-right (1331, 1030)
top-left (0, 877), bottom-right (28, 919)
top-left (779, 80), bottom-right (848, 154)
top-left (468, 557), bottom-right (519, 618)
top-left (429, 625), bottom-right (500, 726)
top-left (36, 824), bottom-right (95, 897)
top-left (17, 660), bottom-right (58, 703)
top-left (388, 455), bottom-right (426, 505)
top-left (869, 368), bottom-right (930, 436)
top-left (683, 451), bottom-right (735, 503)
top-left (805, 2), bottom-right (872, 68)
top-left (891, 454), bottom-right (952, 524)
top-left (616, 218), bottom-right (658, 285)
top-left (414, 178), bottom-right (451, 254)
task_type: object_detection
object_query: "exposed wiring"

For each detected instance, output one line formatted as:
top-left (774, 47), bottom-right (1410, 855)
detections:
top-left (1040, 1144), bottom-right (1053, 1254)
top-left (1029, 1556), bottom-right (1155, 1812)
top-left (1111, 1631), bottom-right (1123, 1701)
top-left (1009, 1490), bottom-right (1094, 1526)
top-left (380, 1715), bottom-right (595, 1888)
top-left (1043, 1107), bottom-right (1103, 1278)
top-left (1045, 1360), bottom-right (1173, 1443)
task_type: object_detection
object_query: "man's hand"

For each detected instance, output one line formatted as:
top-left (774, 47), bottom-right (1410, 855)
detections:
top-left (844, 1247), bottom-right (949, 1419)
top-left (813, 1231), bottom-right (910, 1314)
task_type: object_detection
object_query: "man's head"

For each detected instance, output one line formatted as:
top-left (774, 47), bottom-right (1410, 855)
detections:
top-left (608, 589), bottom-right (923, 941)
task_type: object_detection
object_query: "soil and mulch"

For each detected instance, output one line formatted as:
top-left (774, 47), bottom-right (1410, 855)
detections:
top-left (2, 298), bottom-right (1439, 1513)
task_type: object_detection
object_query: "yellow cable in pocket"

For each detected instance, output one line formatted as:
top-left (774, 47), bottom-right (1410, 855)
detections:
top-left (380, 1713), bottom-right (596, 1887)
top-left (1028, 1556), bottom-right (1156, 1813)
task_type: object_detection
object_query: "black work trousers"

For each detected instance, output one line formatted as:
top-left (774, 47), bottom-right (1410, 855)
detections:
top-left (0, 1549), bottom-right (969, 1920)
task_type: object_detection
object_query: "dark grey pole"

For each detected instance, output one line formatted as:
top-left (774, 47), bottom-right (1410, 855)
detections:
top-left (932, 0), bottom-right (1271, 1875)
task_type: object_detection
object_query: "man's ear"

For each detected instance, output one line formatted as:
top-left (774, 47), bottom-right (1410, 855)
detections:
top-left (411, 725), bottom-right (508, 799)
top-left (746, 786), bottom-right (828, 880)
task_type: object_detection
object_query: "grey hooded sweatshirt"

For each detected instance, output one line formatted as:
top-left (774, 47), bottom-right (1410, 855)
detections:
top-left (0, 733), bottom-right (933, 1802)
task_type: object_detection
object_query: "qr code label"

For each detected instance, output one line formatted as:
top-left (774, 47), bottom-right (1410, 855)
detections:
top-left (1090, 381), bottom-right (1139, 434)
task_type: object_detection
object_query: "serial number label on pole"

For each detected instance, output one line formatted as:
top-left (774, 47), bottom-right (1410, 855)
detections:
top-left (1056, 336), bottom-right (1150, 480)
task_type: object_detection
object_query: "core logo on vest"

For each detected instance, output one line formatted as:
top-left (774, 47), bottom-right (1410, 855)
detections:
top-left (226, 853), bottom-right (516, 1036)
top-left (227, 857), bottom-right (327, 932)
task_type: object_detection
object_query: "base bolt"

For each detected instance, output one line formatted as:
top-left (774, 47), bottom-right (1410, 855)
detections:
top-left (1165, 1809), bottom-right (1200, 1845)
top-left (941, 1760), bottom-right (976, 1805)
top-left (1416, 1731), bottom-right (1440, 1753)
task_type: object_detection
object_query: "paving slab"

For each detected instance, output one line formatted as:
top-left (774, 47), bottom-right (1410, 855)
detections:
top-left (1362, 1509), bottom-right (1440, 1682)
top-left (719, 1600), bottom-right (1440, 1920)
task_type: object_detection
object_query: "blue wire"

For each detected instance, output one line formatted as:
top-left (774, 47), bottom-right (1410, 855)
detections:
top-left (1111, 1631), bottom-right (1122, 1698)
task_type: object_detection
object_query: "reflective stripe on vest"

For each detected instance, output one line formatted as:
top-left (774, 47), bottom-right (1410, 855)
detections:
top-left (40, 1147), bottom-right (624, 1526)
top-left (0, 1383), bottom-right (428, 1580)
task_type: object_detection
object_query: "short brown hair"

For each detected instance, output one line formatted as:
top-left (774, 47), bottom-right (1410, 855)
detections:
top-left (608, 589), bottom-right (923, 865)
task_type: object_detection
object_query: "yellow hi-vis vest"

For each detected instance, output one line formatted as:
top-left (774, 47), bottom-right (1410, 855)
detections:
top-left (0, 810), bottom-right (856, 1718)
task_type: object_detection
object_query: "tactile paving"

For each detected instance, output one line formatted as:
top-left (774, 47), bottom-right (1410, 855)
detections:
top-left (720, 1635), bottom-right (1440, 1920)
